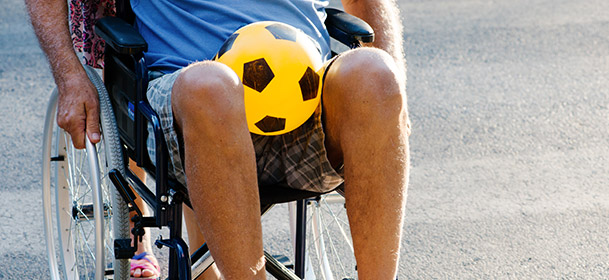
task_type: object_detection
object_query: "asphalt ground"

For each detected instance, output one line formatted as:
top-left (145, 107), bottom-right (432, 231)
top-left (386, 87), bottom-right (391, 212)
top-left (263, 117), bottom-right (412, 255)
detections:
top-left (3, 0), bottom-right (609, 279)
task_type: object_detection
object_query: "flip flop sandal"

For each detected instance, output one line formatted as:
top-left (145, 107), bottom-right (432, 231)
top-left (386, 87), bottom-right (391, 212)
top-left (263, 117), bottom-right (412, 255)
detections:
top-left (130, 252), bottom-right (160, 280)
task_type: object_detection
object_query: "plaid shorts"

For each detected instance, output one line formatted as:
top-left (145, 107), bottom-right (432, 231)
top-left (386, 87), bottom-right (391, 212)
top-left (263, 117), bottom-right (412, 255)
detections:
top-left (146, 63), bottom-right (343, 193)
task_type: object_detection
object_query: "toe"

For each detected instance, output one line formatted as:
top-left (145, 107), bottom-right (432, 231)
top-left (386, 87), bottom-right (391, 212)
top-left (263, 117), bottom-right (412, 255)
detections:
top-left (132, 268), bottom-right (142, 278)
top-left (131, 253), bottom-right (160, 278)
top-left (141, 268), bottom-right (155, 278)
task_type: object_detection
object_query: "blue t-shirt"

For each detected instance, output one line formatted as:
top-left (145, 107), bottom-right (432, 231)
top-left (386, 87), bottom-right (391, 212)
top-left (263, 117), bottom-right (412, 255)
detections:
top-left (132, 0), bottom-right (332, 73)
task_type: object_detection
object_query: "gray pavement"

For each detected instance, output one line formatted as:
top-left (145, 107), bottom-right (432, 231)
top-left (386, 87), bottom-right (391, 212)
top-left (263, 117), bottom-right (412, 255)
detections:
top-left (3, 0), bottom-right (609, 279)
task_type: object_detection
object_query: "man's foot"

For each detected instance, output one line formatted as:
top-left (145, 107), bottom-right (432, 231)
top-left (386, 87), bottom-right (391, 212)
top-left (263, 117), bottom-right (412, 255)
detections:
top-left (130, 252), bottom-right (160, 279)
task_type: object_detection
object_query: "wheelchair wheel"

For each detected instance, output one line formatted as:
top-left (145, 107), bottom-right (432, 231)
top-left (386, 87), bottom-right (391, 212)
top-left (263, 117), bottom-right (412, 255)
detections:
top-left (42, 66), bottom-right (131, 280)
top-left (302, 190), bottom-right (357, 280)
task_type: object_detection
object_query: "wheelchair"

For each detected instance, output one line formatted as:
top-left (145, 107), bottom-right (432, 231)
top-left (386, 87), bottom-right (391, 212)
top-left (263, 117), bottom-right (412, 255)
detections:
top-left (41, 2), bottom-right (374, 279)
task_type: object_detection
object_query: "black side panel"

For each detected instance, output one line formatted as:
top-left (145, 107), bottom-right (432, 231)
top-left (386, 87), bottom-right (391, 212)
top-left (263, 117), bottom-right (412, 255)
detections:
top-left (105, 50), bottom-right (138, 150)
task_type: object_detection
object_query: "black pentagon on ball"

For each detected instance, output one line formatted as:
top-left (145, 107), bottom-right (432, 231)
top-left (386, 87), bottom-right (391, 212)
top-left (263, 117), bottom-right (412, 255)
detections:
top-left (255, 116), bottom-right (286, 133)
top-left (243, 58), bottom-right (275, 92)
top-left (216, 33), bottom-right (239, 60)
top-left (265, 23), bottom-right (298, 42)
top-left (298, 67), bottom-right (320, 101)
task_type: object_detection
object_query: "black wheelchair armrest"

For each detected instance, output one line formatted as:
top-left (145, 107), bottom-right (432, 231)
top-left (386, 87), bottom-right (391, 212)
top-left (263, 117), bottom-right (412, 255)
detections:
top-left (325, 8), bottom-right (374, 48)
top-left (96, 17), bottom-right (148, 55)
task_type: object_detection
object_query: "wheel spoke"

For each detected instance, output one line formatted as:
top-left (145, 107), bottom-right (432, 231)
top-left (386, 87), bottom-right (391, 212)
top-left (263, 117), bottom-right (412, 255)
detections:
top-left (67, 215), bottom-right (78, 276)
top-left (58, 133), bottom-right (112, 279)
top-left (321, 201), bottom-right (353, 254)
top-left (305, 194), bottom-right (356, 279)
top-left (322, 214), bottom-right (346, 277)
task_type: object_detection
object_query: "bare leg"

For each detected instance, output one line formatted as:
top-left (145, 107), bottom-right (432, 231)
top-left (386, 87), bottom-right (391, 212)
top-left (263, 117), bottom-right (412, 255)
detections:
top-left (183, 207), bottom-right (222, 279)
top-left (322, 48), bottom-right (410, 279)
top-left (128, 159), bottom-right (160, 278)
top-left (130, 162), bottom-right (222, 280)
top-left (172, 61), bottom-right (266, 279)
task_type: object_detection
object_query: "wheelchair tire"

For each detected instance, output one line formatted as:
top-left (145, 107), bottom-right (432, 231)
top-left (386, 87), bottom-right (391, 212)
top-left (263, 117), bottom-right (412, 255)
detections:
top-left (287, 190), bottom-right (357, 280)
top-left (42, 66), bottom-right (131, 280)
top-left (308, 190), bottom-right (357, 280)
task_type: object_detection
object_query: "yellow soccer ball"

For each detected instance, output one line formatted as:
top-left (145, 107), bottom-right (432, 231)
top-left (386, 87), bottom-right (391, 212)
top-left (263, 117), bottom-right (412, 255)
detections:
top-left (215, 21), bottom-right (324, 135)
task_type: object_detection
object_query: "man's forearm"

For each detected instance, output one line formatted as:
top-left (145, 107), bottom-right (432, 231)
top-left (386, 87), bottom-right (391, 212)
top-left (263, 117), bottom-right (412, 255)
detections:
top-left (26, 0), bottom-right (85, 85)
top-left (341, 0), bottom-right (406, 74)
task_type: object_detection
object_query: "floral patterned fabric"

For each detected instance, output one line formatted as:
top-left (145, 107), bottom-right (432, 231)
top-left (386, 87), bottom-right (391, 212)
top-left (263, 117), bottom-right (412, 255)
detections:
top-left (69, 0), bottom-right (116, 68)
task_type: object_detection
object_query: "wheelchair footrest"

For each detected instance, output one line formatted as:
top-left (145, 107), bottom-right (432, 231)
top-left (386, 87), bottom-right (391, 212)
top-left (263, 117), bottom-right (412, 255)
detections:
top-left (264, 251), bottom-right (300, 280)
top-left (114, 239), bottom-right (136, 259)
top-left (272, 254), bottom-right (294, 269)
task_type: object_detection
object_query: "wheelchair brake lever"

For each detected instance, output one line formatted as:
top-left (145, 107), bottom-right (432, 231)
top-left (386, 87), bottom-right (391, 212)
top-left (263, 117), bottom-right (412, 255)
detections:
top-left (109, 169), bottom-right (143, 217)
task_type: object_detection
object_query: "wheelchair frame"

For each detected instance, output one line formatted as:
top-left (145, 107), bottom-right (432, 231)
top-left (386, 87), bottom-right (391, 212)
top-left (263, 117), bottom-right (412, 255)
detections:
top-left (44, 1), bottom-right (374, 279)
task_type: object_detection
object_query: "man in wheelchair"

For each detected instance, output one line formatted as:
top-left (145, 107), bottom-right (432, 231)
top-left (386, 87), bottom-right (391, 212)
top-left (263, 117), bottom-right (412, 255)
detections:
top-left (28, 0), bottom-right (411, 278)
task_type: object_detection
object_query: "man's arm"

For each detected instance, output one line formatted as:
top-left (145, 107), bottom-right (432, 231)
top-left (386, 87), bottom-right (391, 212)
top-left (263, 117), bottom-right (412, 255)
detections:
top-left (341, 0), bottom-right (406, 77)
top-left (26, 0), bottom-right (100, 149)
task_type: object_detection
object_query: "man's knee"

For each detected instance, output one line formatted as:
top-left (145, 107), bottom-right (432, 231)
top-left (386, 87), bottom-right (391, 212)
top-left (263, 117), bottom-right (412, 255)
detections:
top-left (326, 47), bottom-right (406, 123)
top-left (172, 61), bottom-right (245, 123)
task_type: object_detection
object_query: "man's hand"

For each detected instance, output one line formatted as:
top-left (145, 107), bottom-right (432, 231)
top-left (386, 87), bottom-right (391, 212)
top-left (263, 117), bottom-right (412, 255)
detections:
top-left (25, 0), bottom-right (101, 149)
top-left (56, 74), bottom-right (101, 149)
